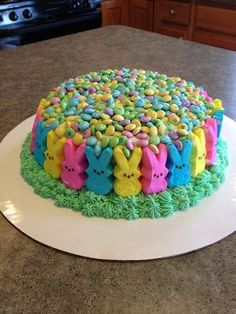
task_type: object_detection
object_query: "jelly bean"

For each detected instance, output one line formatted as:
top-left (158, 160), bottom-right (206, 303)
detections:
top-left (137, 139), bottom-right (149, 147)
top-left (158, 125), bottom-right (167, 135)
top-left (103, 119), bottom-right (113, 125)
top-left (149, 126), bottom-right (158, 136)
top-left (82, 129), bottom-right (91, 138)
top-left (169, 130), bottom-right (179, 140)
top-left (136, 132), bottom-right (148, 140)
top-left (174, 140), bottom-right (183, 151)
top-left (125, 124), bottom-right (136, 131)
top-left (162, 95), bottom-right (172, 102)
top-left (122, 130), bottom-right (133, 138)
top-left (96, 131), bottom-right (103, 141)
top-left (105, 125), bottom-right (115, 136)
top-left (160, 135), bottom-right (171, 143)
top-left (101, 136), bottom-right (110, 148)
top-left (126, 139), bottom-right (134, 150)
top-left (177, 129), bottom-right (188, 136)
top-left (51, 97), bottom-right (60, 104)
top-left (120, 119), bottom-right (130, 126)
top-left (140, 116), bottom-right (151, 123)
top-left (135, 99), bottom-right (145, 107)
top-left (133, 126), bottom-right (141, 135)
top-left (73, 133), bottom-right (83, 145)
top-left (87, 136), bottom-right (97, 146)
top-left (113, 114), bottom-right (124, 121)
top-left (79, 121), bottom-right (89, 130)
top-left (156, 110), bottom-right (166, 119)
top-left (119, 136), bottom-right (128, 145)
top-left (96, 124), bottom-right (107, 131)
top-left (105, 107), bottom-right (114, 116)
top-left (81, 113), bottom-right (92, 121)
top-left (149, 135), bottom-right (160, 145)
top-left (109, 137), bottom-right (119, 148)
top-left (94, 144), bottom-right (102, 157)
top-left (149, 144), bottom-right (159, 154)
top-left (123, 147), bottom-right (131, 158)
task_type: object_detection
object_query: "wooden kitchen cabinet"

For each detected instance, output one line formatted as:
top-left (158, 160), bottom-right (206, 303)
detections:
top-left (131, 0), bottom-right (154, 31)
top-left (102, 0), bottom-right (236, 51)
top-left (154, 0), bottom-right (192, 39)
top-left (101, 0), bottom-right (130, 26)
top-left (192, 2), bottom-right (236, 50)
top-left (101, 0), bottom-right (154, 31)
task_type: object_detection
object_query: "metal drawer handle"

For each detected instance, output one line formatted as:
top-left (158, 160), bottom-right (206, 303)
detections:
top-left (169, 9), bottom-right (176, 16)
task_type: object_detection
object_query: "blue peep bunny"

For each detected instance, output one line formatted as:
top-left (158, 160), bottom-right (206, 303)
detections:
top-left (34, 121), bottom-right (53, 167)
top-left (167, 140), bottom-right (192, 188)
top-left (85, 146), bottom-right (114, 195)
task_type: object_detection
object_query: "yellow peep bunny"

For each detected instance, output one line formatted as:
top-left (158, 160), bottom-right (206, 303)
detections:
top-left (114, 146), bottom-right (142, 196)
top-left (189, 128), bottom-right (206, 177)
top-left (44, 130), bottom-right (66, 178)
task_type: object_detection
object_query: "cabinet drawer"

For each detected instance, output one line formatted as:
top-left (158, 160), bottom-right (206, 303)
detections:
top-left (159, 1), bottom-right (191, 26)
top-left (195, 5), bottom-right (236, 36)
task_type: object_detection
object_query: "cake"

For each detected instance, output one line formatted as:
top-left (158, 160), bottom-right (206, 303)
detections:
top-left (20, 68), bottom-right (228, 219)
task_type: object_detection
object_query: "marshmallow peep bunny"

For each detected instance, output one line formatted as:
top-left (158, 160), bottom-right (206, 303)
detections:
top-left (34, 120), bottom-right (53, 167)
top-left (61, 139), bottom-right (87, 190)
top-left (113, 146), bottom-right (142, 197)
top-left (141, 144), bottom-right (168, 194)
top-left (85, 146), bottom-right (113, 195)
top-left (167, 140), bottom-right (192, 188)
top-left (30, 109), bottom-right (42, 153)
top-left (203, 118), bottom-right (217, 166)
top-left (44, 130), bottom-right (66, 178)
top-left (189, 128), bottom-right (206, 177)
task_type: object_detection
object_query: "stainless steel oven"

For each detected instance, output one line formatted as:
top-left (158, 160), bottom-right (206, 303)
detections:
top-left (0, 0), bottom-right (101, 49)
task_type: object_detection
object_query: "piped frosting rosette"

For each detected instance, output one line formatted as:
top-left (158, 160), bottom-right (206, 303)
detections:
top-left (30, 68), bottom-right (225, 197)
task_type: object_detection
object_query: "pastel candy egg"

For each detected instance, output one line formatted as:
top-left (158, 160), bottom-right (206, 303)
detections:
top-left (65, 127), bottom-right (75, 138)
top-left (169, 130), bottom-right (179, 140)
top-left (51, 97), bottom-right (61, 104)
top-left (141, 126), bottom-right (149, 133)
top-left (170, 104), bottom-right (179, 113)
top-left (135, 99), bottom-right (145, 107)
top-left (156, 110), bottom-right (166, 119)
top-left (72, 133), bottom-right (83, 145)
top-left (119, 136), bottom-right (128, 145)
top-left (149, 135), bottom-right (160, 145)
top-left (114, 124), bottom-right (124, 131)
top-left (132, 119), bottom-right (141, 127)
top-left (149, 126), bottom-right (158, 136)
top-left (161, 95), bottom-right (172, 102)
top-left (82, 129), bottom-right (91, 138)
top-left (174, 140), bottom-right (183, 151)
top-left (114, 107), bottom-right (125, 115)
top-left (158, 125), bottom-right (167, 135)
top-left (140, 116), bottom-right (151, 123)
top-left (144, 89), bottom-right (154, 96)
top-left (79, 121), bottom-right (89, 130)
top-left (96, 124), bottom-right (107, 131)
top-left (136, 132), bottom-right (148, 140)
top-left (101, 136), bottom-right (110, 148)
top-left (177, 129), bottom-right (188, 136)
top-left (126, 139), bottom-right (134, 150)
top-left (149, 144), bottom-right (159, 154)
top-left (122, 130), bottom-right (133, 138)
top-left (113, 114), bottom-right (124, 122)
top-left (109, 137), bottom-right (119, 148)
top-left (120, 119), bottom-right (130, 126)
top-left (95, 144), bottom-right (102, 157)
top-left (133, 126), bottom-right (141, 135)
top-left (103, 119), bottom-right (113, 125)
top-left (123, 147), bottom-right (131, 158)
top-left (105, 125), bottom-right (115, 136)
top-left (96, 131), bottom-right (103, 141)
top-left (160, 135), bottom-right (171, 143)
top-left (125, 123), bottom-right (136, 131)
top-left (87, 136), bottom-right (98, 146)
top-left (137, 139), bottom-right (149, 147)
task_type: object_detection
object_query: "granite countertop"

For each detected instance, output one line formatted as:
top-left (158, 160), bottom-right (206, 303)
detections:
top-left (0, 26), bottom-right (235, 313)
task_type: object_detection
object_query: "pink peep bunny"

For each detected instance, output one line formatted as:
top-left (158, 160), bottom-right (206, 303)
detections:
top-left (30, 110), bottom-right (42, 153)
top-left (141, 143), bottom-right (168, 194)
top-left (203, 118), bottom-right (217, 166)
top-left (61, 139), bottom-right (88, 190)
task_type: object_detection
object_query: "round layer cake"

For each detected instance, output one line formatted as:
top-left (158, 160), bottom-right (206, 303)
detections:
top-left (21, 68), bottom-right (227, 219)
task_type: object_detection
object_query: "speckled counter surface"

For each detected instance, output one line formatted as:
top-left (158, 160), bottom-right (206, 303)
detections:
top-left (0, 26), bottom-right (235, 313)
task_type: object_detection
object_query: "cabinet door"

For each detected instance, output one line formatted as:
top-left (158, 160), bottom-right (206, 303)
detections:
top-left (101, 0), bottom-right (130, 26)
top-left (131, 0), bottom-right (154, 31)
top-left (192, 4), bottom-right (236, 51)
top-left (154, 0), bottom-right (191, 39)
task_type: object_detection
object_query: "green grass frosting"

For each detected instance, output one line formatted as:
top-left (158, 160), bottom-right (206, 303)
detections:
top-left (20, 134), bottom-right (228, 220)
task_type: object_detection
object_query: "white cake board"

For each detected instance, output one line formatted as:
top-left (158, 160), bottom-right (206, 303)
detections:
top-left (0, 116), bottom-right (236, 260)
